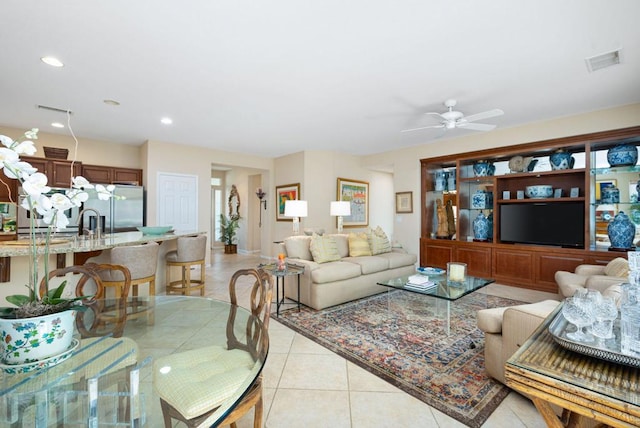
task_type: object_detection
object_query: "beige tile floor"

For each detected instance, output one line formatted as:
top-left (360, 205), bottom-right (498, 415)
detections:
top-left (198, 251), bottom-right (559, 428)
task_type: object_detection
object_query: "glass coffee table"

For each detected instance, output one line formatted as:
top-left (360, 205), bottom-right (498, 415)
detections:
top-left (377, 272), bottom-right (494, 335)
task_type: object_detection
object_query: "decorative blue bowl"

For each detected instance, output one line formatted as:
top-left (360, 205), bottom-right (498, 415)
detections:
top-left (607, 143), bottom-right (638, 167)
top-left (525, 185), bottom-right (553, 199)
top-left (137, 226), bottom-right (173, 235)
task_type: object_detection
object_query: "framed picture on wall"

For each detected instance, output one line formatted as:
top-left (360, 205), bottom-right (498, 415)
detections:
top-left (337, 177), bottom-right (369, 227)
top-left (275, 183), bottom-right (300, 221)
top-left (395, 191), bottom-right (413, 213)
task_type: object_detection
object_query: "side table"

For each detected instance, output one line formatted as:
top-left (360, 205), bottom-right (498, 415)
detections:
top-left (258, 262), bottom-right (304, 316)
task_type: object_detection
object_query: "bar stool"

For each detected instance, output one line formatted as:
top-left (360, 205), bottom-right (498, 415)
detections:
top-left (166, 235), bottom-right (207, 296)
top-left (89, 241), bottom-right (160, 324)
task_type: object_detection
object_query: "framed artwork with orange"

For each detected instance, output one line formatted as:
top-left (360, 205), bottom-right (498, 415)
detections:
top-left (276, 183), bottom-right (300, 221)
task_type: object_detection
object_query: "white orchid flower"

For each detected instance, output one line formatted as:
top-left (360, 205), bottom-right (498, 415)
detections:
top-left (95, 184), bottom-right (115, 200)
top-left (24, 128), bottom-right (39, 140)
top-left (0, 147), bottom-right (19, 170)
top-left (0, 135), bottom-right (14, 148)
top-left (49, 192), bottom-right (74, 211)
top-left (14, 140), bottom-right (37, 156)
top-left (72, 176), bottom-right (93, 189)
top-left (43, 209), bottom-right (70, 230)
top-left (66, 188), bottom-right (89, 206)
top-left (22, 172), bottom-right (51, 197)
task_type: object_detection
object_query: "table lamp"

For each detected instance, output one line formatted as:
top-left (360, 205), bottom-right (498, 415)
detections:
top-left (284, 200), bottom-right (307, 235)
top-left (330, 201), bottom-right (351, 233)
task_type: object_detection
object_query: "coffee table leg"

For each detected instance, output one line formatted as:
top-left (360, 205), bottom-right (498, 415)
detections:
top-left (446, 300), bottom-right (451, 336)
top-left (297, 274), bottom-right (301, 312)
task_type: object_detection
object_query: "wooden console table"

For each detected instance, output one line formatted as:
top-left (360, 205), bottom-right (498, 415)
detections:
top-left (505, 304), bottom-right (640, 427)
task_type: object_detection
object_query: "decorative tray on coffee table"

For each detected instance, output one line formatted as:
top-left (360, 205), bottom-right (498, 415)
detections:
top-left (548, 310), bottom-right (640, 368)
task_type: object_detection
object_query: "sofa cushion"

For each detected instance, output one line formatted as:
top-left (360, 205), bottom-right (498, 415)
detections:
top-left (332, 234), bottom-right (350, 258)
top-left (604, 257), bottom-right (629, 278)
top-left (343, 255), bottom-right (389, 275)
top-left (311, 261), bottom-right (362, 284)
top-left (375, 250), bottom-right (417, 269)
top-left (368, 226), bottom-right (391, 255)
top-left (284, 236), bottom-right (313, 261)
top-left (348, 232), bottom-right (372, 257)
top-left (310, 234), bottom-right (341, 263)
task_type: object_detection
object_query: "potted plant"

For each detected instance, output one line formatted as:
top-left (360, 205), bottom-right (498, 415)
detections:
top-left (219, 214), bottom-right (240, 254)
top-left (0, 128), bottom-right (115, 366)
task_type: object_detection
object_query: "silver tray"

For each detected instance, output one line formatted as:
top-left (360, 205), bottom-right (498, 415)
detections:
top-left (548, 310), bottom-right (640, 368)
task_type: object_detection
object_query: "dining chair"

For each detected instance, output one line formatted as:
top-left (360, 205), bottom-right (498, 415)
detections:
top-left (154, 268), bottom-right (274, 428)
top-left (39, 262), bottom-right (132, 337)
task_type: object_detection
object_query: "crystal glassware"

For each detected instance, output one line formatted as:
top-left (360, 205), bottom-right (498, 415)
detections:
top-left (591, 296), bottom-right (618, 342)
top-left (562, 296), bottom-right (595, 342)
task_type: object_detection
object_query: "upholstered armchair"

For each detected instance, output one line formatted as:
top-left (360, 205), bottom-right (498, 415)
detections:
top-left (554, 257), bottom-right (628, 301)
top-left (477, 300), bottom-right (560, 385)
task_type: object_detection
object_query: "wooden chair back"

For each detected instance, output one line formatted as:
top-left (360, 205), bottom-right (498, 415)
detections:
top-left (39, 263), bottom-right (132, 338)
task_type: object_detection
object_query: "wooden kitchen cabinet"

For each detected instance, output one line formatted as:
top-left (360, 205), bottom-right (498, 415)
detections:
top-left (82, 164), bottom-right (142, 185)
top-left (21, 156), bottom-right (82, 188)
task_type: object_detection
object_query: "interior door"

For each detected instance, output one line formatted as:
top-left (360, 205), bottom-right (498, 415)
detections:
top-left (157, 173), bottom-right (198, 232)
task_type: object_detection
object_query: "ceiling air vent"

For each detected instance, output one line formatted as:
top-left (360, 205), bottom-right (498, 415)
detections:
top-left (585, 49), bottom-right (622, 72)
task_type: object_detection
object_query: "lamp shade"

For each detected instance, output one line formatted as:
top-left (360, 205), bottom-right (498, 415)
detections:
top-left (330, 201), bottom-right (351, 216)
top-left (284, 200), bottom-right (308, 218)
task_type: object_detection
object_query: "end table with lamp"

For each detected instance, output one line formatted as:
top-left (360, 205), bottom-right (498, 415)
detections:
top-left (259, 260), bottom-right (304, 316)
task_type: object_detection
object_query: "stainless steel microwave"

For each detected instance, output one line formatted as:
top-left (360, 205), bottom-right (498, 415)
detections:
top-left (17, 187), bottom-right (80, 235)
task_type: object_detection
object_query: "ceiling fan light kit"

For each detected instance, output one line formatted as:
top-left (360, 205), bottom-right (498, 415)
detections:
top-left (401, 99), bottom-right (504, 134)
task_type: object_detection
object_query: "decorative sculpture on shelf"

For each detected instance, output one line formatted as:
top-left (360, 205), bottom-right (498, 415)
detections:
top-left (446, 199), bottom-right (456, 238)
top-left (436, 199), bottom-right (449, 238)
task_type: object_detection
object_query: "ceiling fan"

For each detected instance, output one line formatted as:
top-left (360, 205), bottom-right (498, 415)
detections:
top-left (401, 99), bottom-right (504, 133)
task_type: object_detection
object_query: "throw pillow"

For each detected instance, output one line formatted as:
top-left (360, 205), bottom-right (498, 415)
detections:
top-left (348, 232), bottom-right (372, 257)
top-left (310, 233), bottom-right (341, 263)
top-left (369, 226), bottom-right (391, 255)
top-left (604, 257), bottom-right (629, 278)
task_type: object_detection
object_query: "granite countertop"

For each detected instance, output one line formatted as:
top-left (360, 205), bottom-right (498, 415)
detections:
top-left (0, 230), bottom-right (206, 257)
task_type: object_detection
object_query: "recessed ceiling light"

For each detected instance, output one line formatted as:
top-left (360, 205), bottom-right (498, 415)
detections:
top-left (41, 56), bottom-right (64, 67)
top-left (161, 117), bottom-right (173, 125)
top-left (51, 122), bottom-right (64, 128)
top-left (103, 99), bottom-right (120, 106)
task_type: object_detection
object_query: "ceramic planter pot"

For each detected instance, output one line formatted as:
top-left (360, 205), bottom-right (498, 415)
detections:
top-left (0, 310), bottom-right (76, 365)
top-left (607, 143), bottom-right (638, 167)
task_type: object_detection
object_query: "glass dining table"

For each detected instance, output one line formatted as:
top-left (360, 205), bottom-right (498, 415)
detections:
top-left (0, 296), bottom-right (268, 427)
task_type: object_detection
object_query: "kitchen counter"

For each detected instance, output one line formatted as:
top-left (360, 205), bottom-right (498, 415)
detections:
top-left (0, 230), bottom-right (204, 257)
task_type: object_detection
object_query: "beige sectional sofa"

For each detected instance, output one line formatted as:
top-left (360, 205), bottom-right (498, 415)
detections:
top-left (280, 233), bottom-right (417, 310)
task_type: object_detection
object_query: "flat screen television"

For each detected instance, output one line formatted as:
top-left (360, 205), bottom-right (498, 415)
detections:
top-left (499, 202), bottom-right (584, 248)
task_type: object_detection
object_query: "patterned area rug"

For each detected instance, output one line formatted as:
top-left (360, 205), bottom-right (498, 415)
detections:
top-left (274, 290), bottom-right (524, 428)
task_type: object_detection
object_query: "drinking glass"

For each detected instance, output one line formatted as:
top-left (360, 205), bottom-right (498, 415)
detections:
top-left (562, 296), bottom-right (595, 342)
top-left (591, 296), bottom-right (618, 343)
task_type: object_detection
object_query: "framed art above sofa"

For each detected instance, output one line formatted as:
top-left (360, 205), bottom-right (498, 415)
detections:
top-left (276, 183), bottom-right (300, 221)
top-left (337, 177), bottom-right (369, 227)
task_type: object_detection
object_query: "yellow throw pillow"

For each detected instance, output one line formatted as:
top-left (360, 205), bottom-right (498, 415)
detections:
top-left (369, 226), bottom-right (392, 255)
top-left (310, 233), bottom-right (341, 263)
top-left (604, 257), bottom-right (629, 278)
top-left (348, 232), bottom-right (372, 257)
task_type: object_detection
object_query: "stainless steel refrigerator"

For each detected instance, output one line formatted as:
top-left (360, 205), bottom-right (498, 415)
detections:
top-left (80, 184), bottom-right (145, 234)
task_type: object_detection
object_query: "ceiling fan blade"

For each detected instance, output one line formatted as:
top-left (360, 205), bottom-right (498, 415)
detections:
top-left (457, 122), bottom-right (496, 131)
top-left (463, 109), bottom-right (504, 123)
top-left (425, 112), bottom-right (446, 120)
top-left (400, 124), bottom-right (445, 133)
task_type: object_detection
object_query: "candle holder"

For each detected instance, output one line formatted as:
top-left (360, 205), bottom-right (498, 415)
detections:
top-left (447, 262), bottom-right (467, 285)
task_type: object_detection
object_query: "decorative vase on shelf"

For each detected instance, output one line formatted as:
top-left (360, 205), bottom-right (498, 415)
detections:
top-left (472, 161), bottom-right (495, 177)
top-left (607, 143), bottom-right (638, 167)
top-left (549, 149), bottom-right (575, 170)
top-left (434, 170), bottom-right (446, 191)
top-left (607, 211), bottom-right (635, 250)
top-left (473, 211), bottom-right (490, 241)
top-left (601, 185), bottom-right (620, 204)
top-left (0, 310), bottom-right (76, 366)
top-left (446, 170), bottom-right (456, 191)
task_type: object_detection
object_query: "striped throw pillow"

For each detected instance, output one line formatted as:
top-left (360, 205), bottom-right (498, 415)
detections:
top-left (348, 232), bottom-right (372, 257)
top-left (310, 233), bottom-right (341, 263)
top-left (369, 226), bottom-right (391, 255)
